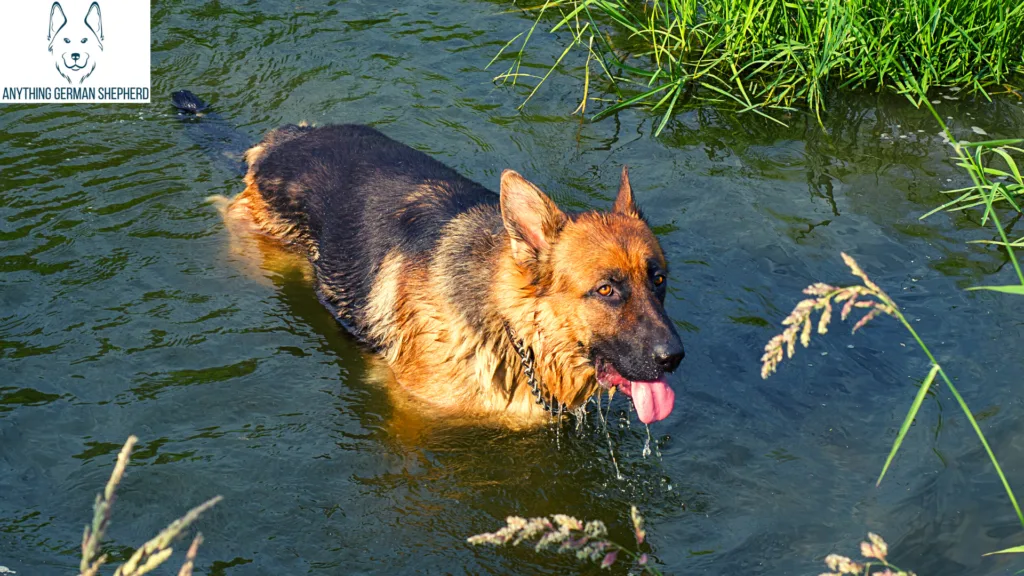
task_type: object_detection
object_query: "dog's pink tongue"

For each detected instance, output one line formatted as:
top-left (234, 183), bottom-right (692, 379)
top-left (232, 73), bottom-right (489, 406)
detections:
top-left (629, 378), bottom-right (675, 424)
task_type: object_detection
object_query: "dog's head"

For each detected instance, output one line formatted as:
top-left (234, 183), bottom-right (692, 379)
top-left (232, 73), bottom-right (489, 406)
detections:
top-left (500, 168), bottom-right (684, 424)
top-left (48, 2), bottom-right (104, 84)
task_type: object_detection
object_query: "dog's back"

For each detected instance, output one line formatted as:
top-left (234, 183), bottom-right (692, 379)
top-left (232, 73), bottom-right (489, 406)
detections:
top-left (241, 124), bottom-right (502, 338)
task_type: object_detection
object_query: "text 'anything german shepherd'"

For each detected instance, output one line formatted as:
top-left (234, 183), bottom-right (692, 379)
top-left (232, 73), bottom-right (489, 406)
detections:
top-left (179, 93), bottom-right (685, 428)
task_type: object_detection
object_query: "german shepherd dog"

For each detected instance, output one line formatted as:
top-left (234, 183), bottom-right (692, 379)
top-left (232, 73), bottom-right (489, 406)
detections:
top-left (174, 92), bottom-right (684, 428)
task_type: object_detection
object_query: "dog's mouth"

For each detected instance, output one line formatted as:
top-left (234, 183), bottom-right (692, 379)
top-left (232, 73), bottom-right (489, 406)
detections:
top-left (62, 55), bottom-right (90, 71)
top-left (595, 359), bottom-right (675, 424)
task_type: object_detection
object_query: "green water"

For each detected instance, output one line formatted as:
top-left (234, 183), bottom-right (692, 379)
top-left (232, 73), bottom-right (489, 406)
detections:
top-left (3, 1), bottom-right (1024, 574)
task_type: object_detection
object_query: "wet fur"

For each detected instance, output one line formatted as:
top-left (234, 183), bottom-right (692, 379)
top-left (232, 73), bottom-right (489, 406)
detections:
top-left (221, 123), bottom-right (672, 427)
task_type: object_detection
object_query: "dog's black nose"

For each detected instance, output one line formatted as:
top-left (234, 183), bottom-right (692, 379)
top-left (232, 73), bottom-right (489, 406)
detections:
top-left (71, 53), bottom-right (80, 61)
top-left (651, 340), bottom-right (684, 373)
top-left (653, 342), bottom-right (684, 373)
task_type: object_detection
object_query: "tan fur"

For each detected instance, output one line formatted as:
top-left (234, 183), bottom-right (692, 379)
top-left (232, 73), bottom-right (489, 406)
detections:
top-left (364, 250), bottom-right (406, 359)
top-left (379, 260), bottom-right (543, 426)
top-left (206, 187), bottom-right (312, 285)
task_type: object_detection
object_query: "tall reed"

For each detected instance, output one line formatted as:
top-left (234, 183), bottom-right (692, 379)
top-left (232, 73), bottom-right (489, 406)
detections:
top-left (468, 506), bottom-right (663, 574)
top-left (820, 532), bottom-right (916, 576)
top-left (78, 436), bottom-right (221, 576)
top-left (760, 252), bottom-right (1024, 551)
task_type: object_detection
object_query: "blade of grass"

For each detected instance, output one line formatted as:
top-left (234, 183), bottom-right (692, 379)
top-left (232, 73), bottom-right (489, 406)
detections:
top-left (517, 22), bottom-right (591, 110)
top-left (894, 310), bottom-right (1024, 527)
top-left (966, 285), bottom-right (1024, 295)
top-left (984, 545), bottom-right (1024, 556)
top-left (876, 364), bottom-right (940, 487)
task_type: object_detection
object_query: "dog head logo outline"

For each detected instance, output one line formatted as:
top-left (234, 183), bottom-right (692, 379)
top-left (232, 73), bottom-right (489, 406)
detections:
top-left (48, 2), bottom-right (104, 84)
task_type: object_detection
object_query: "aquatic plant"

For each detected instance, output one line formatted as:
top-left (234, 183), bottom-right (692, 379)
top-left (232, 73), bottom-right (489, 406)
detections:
top-left (905, 77), bottom-right (1024, 295)
top-left (760, 252), bottom-right (1024, 531)
top-left (820, 532), bottom-right (915, 576)
top-left (925, 136), bottom-right (1024, 295)
top-left (469, 508), bottom-right (917, 574)
top-left (491, 0), bottom-right (1024, 132)
top-left (78, 436), bottom-right (221, 576)
top-left (924, 139), bottom-right (1024, 220)
top-left (467, 505), bottom-right (662, 573)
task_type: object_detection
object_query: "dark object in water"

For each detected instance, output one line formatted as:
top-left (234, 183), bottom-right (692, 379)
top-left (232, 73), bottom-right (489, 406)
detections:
top-left (171, 90), bottom-right (210, 114)
top-left (170, 89), bottom-right (249, 176)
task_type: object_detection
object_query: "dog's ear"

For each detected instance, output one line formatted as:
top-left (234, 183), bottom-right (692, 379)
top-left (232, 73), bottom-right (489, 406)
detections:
top-left (85, 2), bottom-right (103, 49)
top-left (613, 166), bottom-right (642, 219)
top-left (48, 2), bottom-right (67, 48)
top-left (500, 170), bottom-right (567, 263)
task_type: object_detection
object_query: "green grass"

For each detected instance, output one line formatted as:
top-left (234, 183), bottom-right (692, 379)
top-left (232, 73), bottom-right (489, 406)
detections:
top-left (923, 130), bottom-right (1024, 294)
top-left (900, 71), bottom-right (1024, 294)
top-left (492, 0), bottom-right (1024, 132)
top-left (928, 135), bottom-right (1024, 294)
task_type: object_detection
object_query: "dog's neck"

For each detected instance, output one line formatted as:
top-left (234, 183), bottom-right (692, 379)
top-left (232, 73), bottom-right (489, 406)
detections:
top-left (489, 249), bottom-right (600, 412)
top-left (501, 320), bottom-right (558, 414)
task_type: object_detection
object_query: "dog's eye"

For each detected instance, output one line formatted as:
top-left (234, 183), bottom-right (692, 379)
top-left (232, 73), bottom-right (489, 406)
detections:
top-left (64, 38), bottom-right (71, 43)
top-left (596, 284), bottom-right (613, 297)
top-left (81, 38), bottom-right (88, 43)
top-left (653, 273), bottom-right (666, 286)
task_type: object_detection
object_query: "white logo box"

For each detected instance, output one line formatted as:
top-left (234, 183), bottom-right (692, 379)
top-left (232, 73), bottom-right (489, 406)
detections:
top-left (1, 0), bottom-right (151, 104)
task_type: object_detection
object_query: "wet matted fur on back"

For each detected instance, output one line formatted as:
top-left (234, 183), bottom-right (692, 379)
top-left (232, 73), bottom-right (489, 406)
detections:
top-left (227, 123), bottom-right (684, 428)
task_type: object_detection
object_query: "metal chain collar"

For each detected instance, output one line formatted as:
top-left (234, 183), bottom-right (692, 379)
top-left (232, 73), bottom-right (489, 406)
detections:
top-left (502, 321), bottom-right (563, 415)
